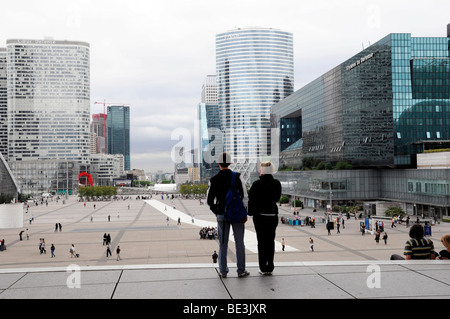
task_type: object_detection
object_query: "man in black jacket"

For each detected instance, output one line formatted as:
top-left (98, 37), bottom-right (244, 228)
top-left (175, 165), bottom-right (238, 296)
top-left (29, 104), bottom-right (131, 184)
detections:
top-left (207, 152), bottom-right (249, 278)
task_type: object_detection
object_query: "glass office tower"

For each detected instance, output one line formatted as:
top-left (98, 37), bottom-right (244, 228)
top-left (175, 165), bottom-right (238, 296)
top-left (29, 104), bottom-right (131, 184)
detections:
top-left (198, 75), bottom-right (221, 182)
top-left (273, 28), bottom-right (450, 168)
top-left (107, 105), bottom-right (130, 171)
top-left (6, 39), bottom-right (91, 163)
top-left (216, 27), bottom-right (294, 182)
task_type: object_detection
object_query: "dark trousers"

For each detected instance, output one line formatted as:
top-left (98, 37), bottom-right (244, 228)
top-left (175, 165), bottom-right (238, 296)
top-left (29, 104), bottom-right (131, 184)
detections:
top-left (253, 215), bottom-right (278, 273)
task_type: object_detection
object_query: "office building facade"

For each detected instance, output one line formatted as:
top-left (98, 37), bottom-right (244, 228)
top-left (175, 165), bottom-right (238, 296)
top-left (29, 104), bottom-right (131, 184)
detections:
top-left (269, 26), bottom-right (450, 219)
top-left (0, 48), bottom-right (6, 159)
top-left (107, 105), bottom-right (130, 171)
top-left (89, 153), bottom-right (124, 186)
top-left (91, 113), bottom-right (108, 154)
top-left (198, 102), bottom-right (221, 182)
top-left (201, 75), bottom-right (217, 105)
top-left (273, 30), bottom-right (450, 168)
top-left (198, 75), bottom-right (221, 182)
top-left (216, 27), bottom-right (294, 182)
top-left (268, 168), bottom-right (450, 219)
top-left (6, 39), bottom-right (91, 163)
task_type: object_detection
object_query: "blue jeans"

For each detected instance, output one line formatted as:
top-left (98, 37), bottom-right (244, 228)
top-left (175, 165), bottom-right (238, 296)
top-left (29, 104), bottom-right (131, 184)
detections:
top-left (216, 214), bottom-right (246, 275)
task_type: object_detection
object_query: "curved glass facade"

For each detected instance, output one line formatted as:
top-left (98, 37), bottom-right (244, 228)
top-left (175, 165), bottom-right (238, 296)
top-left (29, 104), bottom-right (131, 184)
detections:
top-left (274, 32), bottom-right (450, 168)
top-left (216, 28), bottom-right (293, 174)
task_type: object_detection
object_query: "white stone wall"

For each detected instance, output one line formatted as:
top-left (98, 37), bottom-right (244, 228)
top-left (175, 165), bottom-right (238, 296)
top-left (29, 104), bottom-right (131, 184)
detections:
top-left (0, 203), bottom-right (23, 229)
top-left (417, 152), bottom-right (450, 169)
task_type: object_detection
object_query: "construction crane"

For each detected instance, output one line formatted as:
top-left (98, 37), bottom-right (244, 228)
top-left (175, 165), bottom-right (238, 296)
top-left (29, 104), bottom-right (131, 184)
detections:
top-left (94, 100), bottom-right (130, 114)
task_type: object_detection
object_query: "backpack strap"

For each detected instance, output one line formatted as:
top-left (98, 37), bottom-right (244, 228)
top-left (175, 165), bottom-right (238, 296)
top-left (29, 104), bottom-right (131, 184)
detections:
top-left (230, 171), bottom-right (236, 187)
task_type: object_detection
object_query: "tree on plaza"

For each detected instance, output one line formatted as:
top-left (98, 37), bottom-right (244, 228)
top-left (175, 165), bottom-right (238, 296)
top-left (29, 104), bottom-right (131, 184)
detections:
top-left (384, 206), bottom-right (406, 217)
top-left (78, 186), bottom-right (117, 199)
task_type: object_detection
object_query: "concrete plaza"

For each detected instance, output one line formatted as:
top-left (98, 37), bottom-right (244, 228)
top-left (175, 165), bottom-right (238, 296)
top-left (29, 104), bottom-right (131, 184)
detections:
top-left (0, 195), bottom-right (449, 299)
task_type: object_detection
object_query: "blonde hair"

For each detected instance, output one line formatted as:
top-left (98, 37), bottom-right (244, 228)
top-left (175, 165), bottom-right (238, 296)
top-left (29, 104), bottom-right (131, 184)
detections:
top-left (441, 234), bottom-right (450, 248)
top-left (260, 162), bottom-right (273, 175)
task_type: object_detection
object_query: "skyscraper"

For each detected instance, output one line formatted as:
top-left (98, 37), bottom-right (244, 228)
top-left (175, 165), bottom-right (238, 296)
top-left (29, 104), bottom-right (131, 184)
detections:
top-left (216, 27), bottom-right (294, 182)
top-left (91, 113), bottom-right (108, 154)
top-left (201, 75), bottom-right (218, 105)
top-left (198, 75), bottom-right (221, 182)
top-left (0, 48), bottom-right (6, 159)
top-left (6, 39), bottom-right (91, 163)
top-left (107, 105), bottom-right (130, 171)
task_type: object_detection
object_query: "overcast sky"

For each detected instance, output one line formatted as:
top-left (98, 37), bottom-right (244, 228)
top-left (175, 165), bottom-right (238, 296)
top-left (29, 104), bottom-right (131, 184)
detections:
top-left (1, 0), bottom-right (449, 173)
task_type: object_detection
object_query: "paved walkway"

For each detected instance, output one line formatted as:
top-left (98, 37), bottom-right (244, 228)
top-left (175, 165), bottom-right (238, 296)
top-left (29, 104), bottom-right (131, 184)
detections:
top-left (0, 195), bottom-right (449, 300)
top-left (0, 260), bottom-right (449, 300)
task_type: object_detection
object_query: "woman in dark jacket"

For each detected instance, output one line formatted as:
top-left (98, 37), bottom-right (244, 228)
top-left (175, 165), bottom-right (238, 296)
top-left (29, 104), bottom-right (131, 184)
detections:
top-left (248, 162), bottom-right (282, 275)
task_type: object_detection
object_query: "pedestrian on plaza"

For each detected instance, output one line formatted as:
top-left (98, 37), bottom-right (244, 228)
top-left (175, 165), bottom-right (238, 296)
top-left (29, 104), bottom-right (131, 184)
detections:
top-left (26, 229), bottom-right (29, 240)
top-left (391, 217), bottom-right (396, 228)
top-left (55, 223), bottom-right (59, 232)
top-left (390, 224), bottom-right (435, 260)
top-left (309, 237), bottom-right (314, 252)
top-left (103, 233), bottom-right (107, 245)
top-left (375, 231), bottom-right (380, 244)
top-left (19, 230), bottom-right (24, 241)
top-left (406, 216), bottom-right (410, 227)
top-left (437, 234), bottom-right (450, 260)
top-left (336, 220), bottom-right (340, 234)
top-left (106, 243), bottom-right (112, 257)
top-left (212, 250), bottom-right (218, 263)
top-left (51, 244), bottom-right (55, 258)
top-left (248, 161), bottom-right (281, 276)
top-left (70, 244), bottom-right (76, 258)
top-left (116, 246), bottom-right (121, 261)
top-left (207, 152), bottom-right (249, 278)
top-left (58, 223), bottom-right (62, 232)
top-left (281, 238), bottom-right (285, 251)
top-left (108, 215), bottom-right (110, 222)
top-left (41, 239), bottom-right (46, 254)
top-left (383, 232), bottom-right (388, 245)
